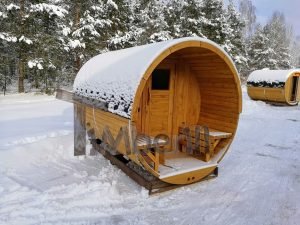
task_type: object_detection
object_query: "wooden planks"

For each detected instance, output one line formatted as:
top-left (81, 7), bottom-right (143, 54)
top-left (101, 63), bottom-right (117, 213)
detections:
top-left (247, 86), bottom-right (286, 103)
top-left (85, 106), bottom-right (130, 156)
top-left (172, 60), bottom-right (201, 135)
top-left (144, 64), bottom-right (175, 149)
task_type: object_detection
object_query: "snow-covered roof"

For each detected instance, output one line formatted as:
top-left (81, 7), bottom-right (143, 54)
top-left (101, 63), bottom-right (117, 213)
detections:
top-left (247, 69), bottom-right (300, 84)
top-left (73, 37), bottom-right (237, 118)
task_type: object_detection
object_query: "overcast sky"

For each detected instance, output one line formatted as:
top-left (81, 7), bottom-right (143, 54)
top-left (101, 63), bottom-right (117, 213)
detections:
top-left (238, 0), bottom-right (300, 37)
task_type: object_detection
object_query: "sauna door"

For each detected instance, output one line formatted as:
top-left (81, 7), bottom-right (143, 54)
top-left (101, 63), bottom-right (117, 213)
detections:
top-left (290, 75), bottom-right (299, 102)
top-left (144, 65), bottom-right (175, 142)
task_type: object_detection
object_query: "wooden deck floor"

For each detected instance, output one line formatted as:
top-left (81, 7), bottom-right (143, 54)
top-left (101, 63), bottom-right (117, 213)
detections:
top-left (159, 152), bottom-right (217, 179)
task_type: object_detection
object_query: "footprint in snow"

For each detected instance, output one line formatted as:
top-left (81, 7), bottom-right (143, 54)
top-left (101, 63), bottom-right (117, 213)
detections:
top-left (287, 119), bottom-right (299, 122)
top-left (265, 143), bottom-right (291, 150)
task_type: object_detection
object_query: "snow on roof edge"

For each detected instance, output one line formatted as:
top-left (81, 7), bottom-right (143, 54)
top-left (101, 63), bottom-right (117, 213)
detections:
top-left (247, 69), bottom-right (300, 83)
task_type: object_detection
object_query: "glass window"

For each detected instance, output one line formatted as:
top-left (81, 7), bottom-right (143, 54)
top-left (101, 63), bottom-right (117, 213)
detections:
top-left (151, 69), bottom-right (170, 90)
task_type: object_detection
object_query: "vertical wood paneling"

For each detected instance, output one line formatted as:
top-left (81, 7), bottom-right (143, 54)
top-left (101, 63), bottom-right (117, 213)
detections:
top-left (85, 106), bottom-right (129, 155)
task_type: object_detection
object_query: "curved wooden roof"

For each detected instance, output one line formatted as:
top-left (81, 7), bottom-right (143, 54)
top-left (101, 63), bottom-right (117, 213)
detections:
top-left (73, 37), bottom-right (241, 118)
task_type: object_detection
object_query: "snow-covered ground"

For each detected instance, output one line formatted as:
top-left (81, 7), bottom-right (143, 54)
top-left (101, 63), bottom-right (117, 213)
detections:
top-left (0, 89), bottom-right (299, 225)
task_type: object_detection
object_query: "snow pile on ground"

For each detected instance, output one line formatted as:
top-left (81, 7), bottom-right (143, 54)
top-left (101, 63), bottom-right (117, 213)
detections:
top-left (0, 89), bottom-right (299, 225)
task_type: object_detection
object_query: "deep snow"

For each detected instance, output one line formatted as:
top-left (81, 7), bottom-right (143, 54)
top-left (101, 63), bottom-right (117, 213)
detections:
top-left (0, 89), bottom-right (299, 225)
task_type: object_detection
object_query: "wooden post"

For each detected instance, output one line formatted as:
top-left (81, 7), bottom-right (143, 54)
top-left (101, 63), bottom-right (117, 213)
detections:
top-left (74, 102), bottom-right (86, 156)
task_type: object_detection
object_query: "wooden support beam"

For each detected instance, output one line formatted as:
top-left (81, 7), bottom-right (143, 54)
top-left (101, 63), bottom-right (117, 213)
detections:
top-left (74, 103), bottom-right (86, 156)
top-left (55, 88), bottom-right (74, 103)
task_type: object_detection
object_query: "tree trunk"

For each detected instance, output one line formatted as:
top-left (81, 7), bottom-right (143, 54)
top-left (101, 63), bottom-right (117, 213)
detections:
top-left (4, 62), bottom-right (7, 96)
top-left (18, 59), bottom-right (24, 93)
top-left (74, 1), bottom-right (81, 74)
top-left (18, 0), bottom-right (25, 93)
top-left (75, 55), bottom-right (81, 73)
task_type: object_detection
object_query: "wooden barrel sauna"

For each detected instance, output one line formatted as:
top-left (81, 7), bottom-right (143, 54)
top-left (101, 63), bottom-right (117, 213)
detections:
top-left (73, 37), bottom-right (242, 185)
top-left (247, 69), bottom-right (300, 105)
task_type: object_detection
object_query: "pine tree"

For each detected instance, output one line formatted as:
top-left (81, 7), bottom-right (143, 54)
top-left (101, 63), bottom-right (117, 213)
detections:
top-left (0, 1), bottom-right (32, 92)
top-left (164, 0), bottom-right (183, 38)
top-left (62, 0), bottom-right (108, 75)
top-left (0, 1), bottom-right (15, 94)
top-left (28, 0), bottom-right (68, 93)
top-left (265, 12), bottom-right (291, 69)
top-left (248, 25), bottom-right (277, 70)
top-left (201, 0), bottom-right (228, 45)
top-left (0, 0), bottom-right (296, 92)
top-left (106, 0), bottom-right (133, 49)
top-left (63, 0), bottom-right (131, 72)
top-left (179, 0), bottom-right (206, 38)
top-left (0, 38), bottom-right (12, 95)
top-left (145, 1), bottom-right (171, 43)
top-left (109, 0), bottom-right (170, 48)
top-left (106, 0), bottom-right (142, 50)
top-left (0, 0), bottom-right (68, 93)
top-left (248, 12), bottom-right (293, 71)
top-left (135, 0), bottom-right (170, 44)
top-left (225, 0), bottom-right (248, 75)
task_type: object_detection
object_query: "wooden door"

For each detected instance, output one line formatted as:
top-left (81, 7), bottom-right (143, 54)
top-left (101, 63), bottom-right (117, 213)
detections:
top-left (296, 75), bottom-right (300, 101)
top-left (144, 65), bottom-right (175, 143)
top-left (290, 76), bottom-right (299, 102)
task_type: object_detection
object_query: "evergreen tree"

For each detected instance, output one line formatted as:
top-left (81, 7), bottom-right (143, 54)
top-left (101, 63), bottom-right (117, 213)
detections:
top-left (63, 0), bottom-right (131, 66)
top-left (179, 0), bottom-right (206, 38)
top-left (107, 1), bottom-right (142, 50)
top-left (0, 0), bottom-right (68, 93)
top-left (145, 1), bottom-right (171, 43)
top-left (0, 1), bottom-right (33, 92)
top-left (0, 1), bottom-right (15, 94)
top-left (0, 0), bottom-right (297, 92)
top-left (105, 0), bottom-right (133, 49)
top-left (0, 39), bottom-right (12, 95)
top-left (248, 25), bottom-right (278, 70)
top-left (108, 0), bottom-right (170, 48)
top-left (62, 0), bottom-right (112, 75)
top-left (249, 12), bottom-right (292, 71)
top-left (136, 0), bottom-right (170, 44)
top-left (201, 0), bottom-right (228, 45)
top-left (28, 0), bottom-right (68, 93)
top-left (265, 12), bottom-right (291, 69)
top-left (225, 0), bottom-right (248, 74)
top-left (164, 0), bottom-right (183, 38)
